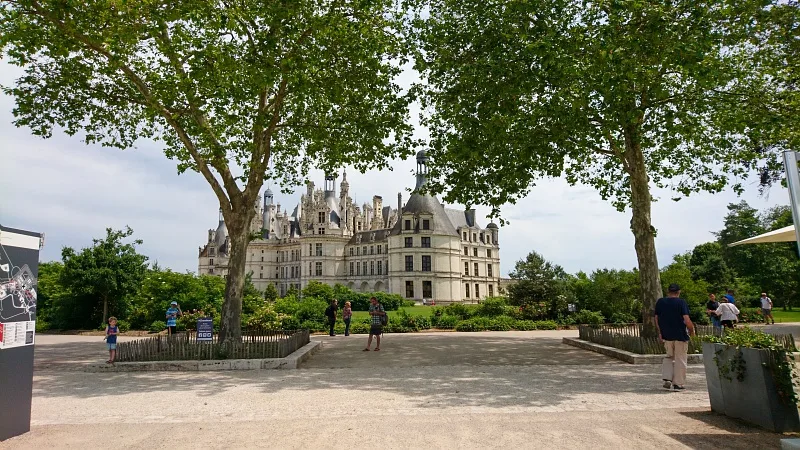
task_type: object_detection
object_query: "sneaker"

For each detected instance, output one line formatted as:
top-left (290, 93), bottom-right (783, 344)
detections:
top-left (662, 380), bottom-right (672, 389)
top-left (673, 385), bottom-right (686, 391)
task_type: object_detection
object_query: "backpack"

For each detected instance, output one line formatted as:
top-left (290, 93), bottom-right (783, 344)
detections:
top-left (325, 306), bottom-right (332, 318)
top-left (380, 306), bottom-right (388, 326)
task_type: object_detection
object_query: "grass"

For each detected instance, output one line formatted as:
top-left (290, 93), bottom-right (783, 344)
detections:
top-left (768, 309), bottom-right (800, 323)
top-left (350, 305), bottom-right (437, 320)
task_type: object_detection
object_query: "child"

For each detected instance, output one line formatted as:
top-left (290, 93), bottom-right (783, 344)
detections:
top-left (105, 316), bottom-right (119, 364)
top-left (343, 301), bottom-right (353, 336)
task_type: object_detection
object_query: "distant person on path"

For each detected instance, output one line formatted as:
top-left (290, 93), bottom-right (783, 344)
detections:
top-left (342, 301), bottom-right (353, 336)
top-left (655, 284), bottom-right (695, 391)
top-left (104, 316), bottom-right (119, 364)
top-left (166, 301), bottom-right (182, 335)
top-left (325, 299), bottom-right (338, 336)
top-left (761, 293), bottom-right (775, 325)
top-left (723, 289), bottom-right (736, 305)
top-left (363, 297), bottom-right (385, 351)
top-left (706, 294), bottom-right (721, 330)
top-left (715, 297), bottom-right (740, 329)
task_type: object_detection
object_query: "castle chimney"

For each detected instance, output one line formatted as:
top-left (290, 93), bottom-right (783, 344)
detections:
top-left (465, 209), bottom-right (476, 227)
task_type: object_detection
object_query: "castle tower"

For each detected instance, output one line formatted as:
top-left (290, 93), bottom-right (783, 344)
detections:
top-left (263, 188), bottom-right (273, 238)
top-left (415, 149), bottom-right (430, 190)
top-left (371, 195), bottom-right (384, 230)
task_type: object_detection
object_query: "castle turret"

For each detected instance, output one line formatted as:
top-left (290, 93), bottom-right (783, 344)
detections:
top-left (415, 149), bottom-right (429, 190)
top-left (324, 173), bottom-right (336, 199)
top-left (263, 188), bottom-right (273, 238)
top-left (371, 195), bottom-right (384, 230)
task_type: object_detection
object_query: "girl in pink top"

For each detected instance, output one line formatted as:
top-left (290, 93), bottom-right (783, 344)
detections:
top-left (342, 301), bottom-right (353, 336)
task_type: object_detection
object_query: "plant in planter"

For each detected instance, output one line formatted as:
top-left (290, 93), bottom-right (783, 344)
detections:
top-left (701, 327), bottom-right (799, 432)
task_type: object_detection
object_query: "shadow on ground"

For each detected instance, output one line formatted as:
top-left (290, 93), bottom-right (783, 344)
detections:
top-left (667, 410), bottom-right (794, 449)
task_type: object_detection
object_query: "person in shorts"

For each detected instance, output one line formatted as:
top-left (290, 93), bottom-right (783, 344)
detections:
top-left (104, 316), bottom-right (119, 364)
top-left (363, 297), bottom-right (385, 352)
top-left (761, 293), bottom-right (775, 324)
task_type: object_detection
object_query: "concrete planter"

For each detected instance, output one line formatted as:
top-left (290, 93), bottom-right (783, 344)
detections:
top-left (702, 342), bottom-right (800, 432)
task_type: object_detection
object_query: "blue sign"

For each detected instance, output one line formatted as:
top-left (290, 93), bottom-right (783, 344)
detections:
top-left (196, 318), bottom-right (213, 342)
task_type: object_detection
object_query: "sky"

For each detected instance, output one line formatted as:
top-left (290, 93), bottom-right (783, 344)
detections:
top-left (0, 61), bottom-right (790, 277)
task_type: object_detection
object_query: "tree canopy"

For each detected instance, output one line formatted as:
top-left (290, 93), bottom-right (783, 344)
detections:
top-left (411, 0), bottom-right (797, 334)
top-left (1, 0), bottom-right (416, 341)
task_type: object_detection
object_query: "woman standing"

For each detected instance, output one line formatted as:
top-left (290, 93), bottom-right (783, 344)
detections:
top-left (343, 301), bottom-right (353, 336)
top-left (715, 298), bottom-right (740, 329)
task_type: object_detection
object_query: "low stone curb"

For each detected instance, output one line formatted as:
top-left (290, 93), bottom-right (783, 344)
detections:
top-left (562, 337), bottom-right (703, 365)
top-left (85, 341), bottom-right (323, 372)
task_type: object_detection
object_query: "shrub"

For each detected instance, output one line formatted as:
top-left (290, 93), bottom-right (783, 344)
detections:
top-left (295, 298), bottom-right (328, 323)
top-left (396, 309), bottom-right (431, 331)
top-left (246, 306), bottom-right (279, 329)
top-left (531, 320), bottom-right (558, 330)
top-left (738, 308), bottom-right (763, 323)
top-left (556, 314), bottom-right (576, 326)
top-left (274, 296), bottom-right (301, 315)
top-left (518, 302), bottom-right (550, 321)
top-left (475, 297), bottom-right (507, 317)
top-left (433, 314), bottom-right (459, 329)
top-left (280, 315), bottom-right (301, 330)
top-left (300, 320), bottom-right (326, 332)
top-left (573, 310), bottom-right (605, 325)
top-left (454, 317), bottom-right (513, 332)
top-left (608, 312), bottom-right (636, 324)
top-left (443, 303), bottom-right (473, 320)
top-left (116, 319), bottom-right (131, 333)
top-left (513, 320), bottom-right (539, 330)
top-left (148, 320), bottom-right (166, 333)
top-left (402, 299), bottom-right (417, 307)
top-left (35, 320), bottom-right (51, 332)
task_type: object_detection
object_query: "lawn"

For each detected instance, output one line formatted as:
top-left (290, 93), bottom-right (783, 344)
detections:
top-left (350, 305), bottom-right (437, 320)
top-left (768, 309), bottom-right (800, 323)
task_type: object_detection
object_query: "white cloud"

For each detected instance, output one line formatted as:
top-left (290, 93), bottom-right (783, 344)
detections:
top-left (0, 61), bottom-right (789, 278)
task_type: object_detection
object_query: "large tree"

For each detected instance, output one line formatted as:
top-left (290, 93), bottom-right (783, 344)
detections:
top-left (412, 0), bottom-right (794, 335)
top-left (1, 0), bottom-right (414, 341)
top-left (60, 227), bottom-right (148, 327)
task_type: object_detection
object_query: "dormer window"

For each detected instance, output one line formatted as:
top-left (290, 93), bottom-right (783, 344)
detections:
top-left (318, 212), bottom-right (325, 223)
top-left (209, 247), bottom-right (216, 257)
top-left (405, 219), bottom-right (412, 230)
top-left (422, 219), bottom-right (430, 230)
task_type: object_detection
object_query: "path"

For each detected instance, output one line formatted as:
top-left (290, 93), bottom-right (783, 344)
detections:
top-left (1, 330), bottom-right (788, 449)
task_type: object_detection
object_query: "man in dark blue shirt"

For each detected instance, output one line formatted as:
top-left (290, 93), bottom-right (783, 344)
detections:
top-left (723, 289), bottom-right (736, 305)
top-left (655, 284), bottom-right (695, 391)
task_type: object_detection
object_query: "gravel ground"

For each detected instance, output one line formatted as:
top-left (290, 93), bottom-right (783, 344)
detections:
top-left (1, 331), bottom-right (792, 449)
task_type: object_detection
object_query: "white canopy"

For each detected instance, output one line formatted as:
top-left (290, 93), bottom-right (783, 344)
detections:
top-left (728, 225), bottom-right (796, 247)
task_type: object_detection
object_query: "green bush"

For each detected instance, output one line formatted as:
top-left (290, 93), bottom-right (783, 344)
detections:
top-left (116, 319), bottom-right (131, 333)
top-left (738, 307), bottom-right (763, 323)
top-left (246, 306), bottom-right (279, 329)
top-left (35, 320), bottom-right (51, 332)
top-left (300, 320), bottom-right (327, 332)
top-left (274, 296), bottom-right (301, 315)
top-left (608, 312), bottom-right (636, 324)
top-left (573, 310), bottom-right (605, 325)
top-left (280, 315), bottom-right (301, 330)
top-left (295, 298), bottom-right (328, 323)
top-left (556, 314), bottom-right (576, 326)
top-left (443, 303), bottom-right (473, 320)
top-left (475, 297), bottom-right (507, 317)
top-left (402, 299), bottom-right (417, 307)
top-left (454, 317), bottom-right (514, 332)
top-left (531, 320), bottom-right (558, 330)
top-left (433, 314), bottom-right (459, 329)
top-left (513, 320), bottom-right (539, 330)
top-left (148, 320), bottom-right (166, 333)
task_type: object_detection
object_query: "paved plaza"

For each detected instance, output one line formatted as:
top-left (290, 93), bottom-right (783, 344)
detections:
top-left (1, 330), bottom-right (792, 449)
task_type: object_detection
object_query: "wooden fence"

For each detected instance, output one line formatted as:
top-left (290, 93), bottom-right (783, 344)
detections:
top-left (579, 324), bottom-right (796, 355)
top-left (115, 329), bottom-right (310, 362)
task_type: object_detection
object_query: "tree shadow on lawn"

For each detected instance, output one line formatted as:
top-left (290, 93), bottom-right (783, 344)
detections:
top-left (666, 410), bottom-right (793, 449)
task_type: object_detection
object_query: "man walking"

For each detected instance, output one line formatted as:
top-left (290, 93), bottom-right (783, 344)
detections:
top-left (761, 293), bottom-right (775, 325)
top-left (325, 299), bottom-right (338, 337)
top-left (363, 297), bottom-right (385, 351)
top-left (655, 284), bottom-right (695, 391)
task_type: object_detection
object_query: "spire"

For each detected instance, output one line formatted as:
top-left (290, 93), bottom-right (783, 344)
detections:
top-left (415, 150), bottom-right (429, 190)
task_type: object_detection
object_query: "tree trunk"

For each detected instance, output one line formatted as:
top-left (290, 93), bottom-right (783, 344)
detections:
top-left (219, 219), bottom-right (249, 343)
top-left (102, 294), bottom-right (109, 324)
top-left (624, 128), bottom-right (663, 338)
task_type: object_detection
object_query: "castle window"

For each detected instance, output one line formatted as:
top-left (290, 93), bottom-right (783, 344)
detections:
top-left (487, 249), bottom-right (492, 258)
top-left (473, 248), bottom-right (478, 257)
top-left (480, 233), bottom-right (484, 243)
top-left (405, 281), bottom-right (414, 298)
top-left (421, 237), bottom-right (431, 248)
top-left (465, 283), bottom-right (470, 298)
top-left (357, 262), bottom-right (361, 275)
top-left (377, 261), bottom-right (383, 275)
top-left (473, 233), bottom-right (477, 242)
top-left (260, 272), bottom-right (263, 279)
top-left (260, 266), bottom-right (263, 270)
top-left (210, 258), bottom-right (214, 265)
top-left (316, 243), bottom-right (323, 256)
top-left (363, 261), bottom-right (368, 274)
top-left (475, 284), bottom-right (480, 298)
top-left (488, 284), bottom-right (494, 297)
top-left (350, 247), bottom-right (354, 256)
top-left (474, 262), bottom-right (479, 276)
top-left (318, 228), bottom-right (325, 235)
top-left (370, 245), bottom-right (374, 255)
top-left (464, 246), bottom-right (468, 256)
top-left (405, 255), bottom-right (414, 272)
top-left (422, 219), bottom-right (430, 230)
top-left (463, 231), bottom-right (467, 240)
top-left (377, 245), bottom-right (383, 254)
top-left (309, 244), bottom-right (312, 255)
top-left (350, 262), bottom-right (354, 275)
top-left (464, 261), bottom-right (469, 276)
top-left (315, 262), bottom-right (323, 276)
top-left (309, 262), bottom-right (311, 274)
top-left (209, 248), bottom-right (216, 257)
top-left (261, 249), bottom-right (264, 253)
top-left (487, 264), bottom-right (493, 277)
top-left (370, 261), bottom-right (375, 275)
top-left (423, 281), bottom-right (432, 298)
top-left (318, 212), bottom-right (325, 223)
top-left (405, 237), bottom-right (413, 248)
top-left (422, 255), bottom-right (431, 272)
top-left (262, 256), bottom-right (264, 262)
top-left (405, 219), bottom-right (411, 230)
top-left (371, 233), bottom-right (376, 242)
top-left (362, 246), bottom-right (367, 255)
top-left (209, 268), bottom-right (214, 274)
top-left (385, 244), bottom-right (388, 253)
